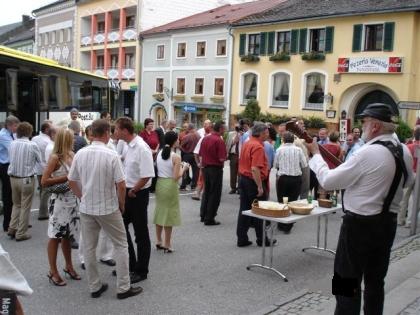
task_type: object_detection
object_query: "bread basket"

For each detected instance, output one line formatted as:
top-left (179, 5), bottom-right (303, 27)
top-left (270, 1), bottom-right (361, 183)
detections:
top-left (288, 201), bottom-right (314, 215)
top-left (251, 200), bottom-right (290, 218)
top-left (317, 199), bottom-right (333, 208)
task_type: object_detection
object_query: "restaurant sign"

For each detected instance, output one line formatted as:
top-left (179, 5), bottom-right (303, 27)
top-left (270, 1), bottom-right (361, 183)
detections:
top-left (337, 57), bottom-right (402, 73)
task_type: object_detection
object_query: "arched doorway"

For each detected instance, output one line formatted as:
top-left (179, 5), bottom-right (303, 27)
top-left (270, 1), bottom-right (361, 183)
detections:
top-left (355, 90), bottom-right (398, 117)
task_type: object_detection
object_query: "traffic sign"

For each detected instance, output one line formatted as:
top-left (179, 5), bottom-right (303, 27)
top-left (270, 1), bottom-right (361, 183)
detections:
top-left (183, 105), bottom-right (197, 112)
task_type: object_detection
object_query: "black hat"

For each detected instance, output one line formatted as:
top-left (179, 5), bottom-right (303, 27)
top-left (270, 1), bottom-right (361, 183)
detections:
top-left (357, 103), bottom-right (396, 123)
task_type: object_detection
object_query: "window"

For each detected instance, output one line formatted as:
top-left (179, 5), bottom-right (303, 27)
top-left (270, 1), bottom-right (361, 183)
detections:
top-left (309, 28), bottom-right (326, 52)
top-left (272, 73), bottom-right (290, 107)
top-left (177, 42), bottom-right (186, 58)
top-left (177, 78), bottom-right (185, 94)
top-left (156, 78), bottom-right (163, 93)
top-left (126, 16), bottom-right (135, 28)
top-left (112, 18), bottom-right (119, 30)
top-left (305, 72), bottom-right (325, 110)
top-left (96, 55), bottom-right (104, 69)
top-left (196, 41), bottom-right (206, 57)
top-left (97, 21), bottom-right (105, 33)
top-left (365, 24), bottom-right (383, 51)
top-left (110, 54), bottom-right (118, 68)
top-left (217, 39), bottom-right (226, 56)
top-left (276, 31), bottom-right (290, 53)
top-left (214, 78), bottom-right (224, 96)
top-left (125, 53), bottom-right (134, 68)
top-left (242, 73), bottom-right (257, 102)
top-left (195, 78), bottom-right (204, 95)
top-left (156, 45), bottom-right (164, 60)
top-left (247, 34), bottom-right (260, 55)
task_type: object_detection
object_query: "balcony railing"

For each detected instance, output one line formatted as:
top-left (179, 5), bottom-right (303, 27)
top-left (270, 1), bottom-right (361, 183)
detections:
top-left (122, 68), bottom-right (135, 80)
top-left (93, 32), bottom-right (106, 44)
top-left (94, 67), bottom-right (105, 76)
top-left (81, 27), bottom-right (137, 46)
top-left (122, 27), bottom-right (137, 41)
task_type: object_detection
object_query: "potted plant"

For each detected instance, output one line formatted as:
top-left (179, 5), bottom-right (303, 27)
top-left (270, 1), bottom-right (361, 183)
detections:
top-left (301, 51), bottom-right (326, 61)
top-left (269, 51), bottom-right (290, 62)
top-left (241, 54), bottom-right (260, 63)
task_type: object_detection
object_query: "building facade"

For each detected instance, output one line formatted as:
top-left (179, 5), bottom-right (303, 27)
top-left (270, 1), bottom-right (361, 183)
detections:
top-left (230, 0), bottom-right (420, 129)
top-left (0, 16), bottom-right (35, 54)
top-left (32, 0), bottom-right (76, 67)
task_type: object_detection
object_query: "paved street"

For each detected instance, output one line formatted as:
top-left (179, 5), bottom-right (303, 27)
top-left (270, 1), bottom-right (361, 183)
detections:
top-left (0, 165), bottom-right (416, 314)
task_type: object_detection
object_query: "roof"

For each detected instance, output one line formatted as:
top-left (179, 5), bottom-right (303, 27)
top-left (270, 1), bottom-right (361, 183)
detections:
top-left (32, 0), bottom-right (70, 15)
top-left (232, 0), bottom-right (420, 27)
top-left (140, 0), bottom-right (286, 37)
top-left (0, 22), bottom-right (21, 37)
top-left (1, 27), bottom-right (34, 45)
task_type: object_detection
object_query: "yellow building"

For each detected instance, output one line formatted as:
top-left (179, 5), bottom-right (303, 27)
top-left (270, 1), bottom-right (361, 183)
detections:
top-left (230, 1), bottom-right (420, 130)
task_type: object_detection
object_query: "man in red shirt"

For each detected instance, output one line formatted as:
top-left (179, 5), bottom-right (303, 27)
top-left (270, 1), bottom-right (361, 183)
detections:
top-left (180, 123), bottom-right (200, 190)
top-left (198, 121), bottom-right (227, 225)
top-left (236, 123), bottom-right (276, 247)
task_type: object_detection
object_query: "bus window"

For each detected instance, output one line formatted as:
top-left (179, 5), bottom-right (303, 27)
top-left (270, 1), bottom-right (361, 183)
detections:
top-left (92, 87), bottom-right (101, 111)
top-left (0, 71), bottom-right (7, 111)
top-left (39, 75), bottom-right (48, 111)
top-left (6, 69), bottom-right (17, 111)
top-left (48, 76), bottom-right (57, 109)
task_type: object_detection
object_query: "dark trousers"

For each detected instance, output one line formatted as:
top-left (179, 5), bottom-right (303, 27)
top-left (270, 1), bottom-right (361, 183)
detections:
top-left (310, 169), bottom-right (319, 199)
top-left (123, 188), bottom-right (151, 276)
top-left (180, 152), bottom-right (199, 189)
top-left (229, 153), bottom-right (239, 191)
top-left (333, 212), bottom-right (397, 315)
top-left (150, 165), bottom-right (157, 193)
top-left (200, 166), bottom-right (223, 222)
top-left (0, 163), bottom-right (12, 231)
top-left (276, 175), bottom-right (301, 231)
top-left (236, 176), bottom-right (266, 243)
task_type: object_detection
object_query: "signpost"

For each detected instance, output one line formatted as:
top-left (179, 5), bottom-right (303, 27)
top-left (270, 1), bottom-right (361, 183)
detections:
top-left (183, 105), bottom-right (197, 113)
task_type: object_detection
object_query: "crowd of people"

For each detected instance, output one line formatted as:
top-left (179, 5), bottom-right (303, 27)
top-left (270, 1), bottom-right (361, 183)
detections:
top-left (0, 103), bottom-right (418, 314)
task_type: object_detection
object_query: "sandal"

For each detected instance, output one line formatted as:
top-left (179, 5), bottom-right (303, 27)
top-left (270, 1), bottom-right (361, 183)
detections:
top-left (156, 244), bottom-right (165, 250)
top-left (47, 272), bottom-right (66, 286)
top-left (63, 269), bottom-right (82, 280)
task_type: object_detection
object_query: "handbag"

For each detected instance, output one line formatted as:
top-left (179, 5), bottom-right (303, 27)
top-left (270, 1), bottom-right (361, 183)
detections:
top-left (45, 159), bottom-right (71, 194)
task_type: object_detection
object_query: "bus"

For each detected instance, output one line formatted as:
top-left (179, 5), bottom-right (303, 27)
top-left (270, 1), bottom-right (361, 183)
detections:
top-left (0, 45), bottom-right (113, 131)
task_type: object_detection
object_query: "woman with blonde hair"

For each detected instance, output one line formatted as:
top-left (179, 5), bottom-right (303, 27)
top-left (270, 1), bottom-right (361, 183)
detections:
top-left (41, 128), bottom-right (80, 286)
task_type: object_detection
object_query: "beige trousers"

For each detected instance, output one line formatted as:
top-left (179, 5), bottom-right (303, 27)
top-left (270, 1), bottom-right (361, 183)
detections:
top-left (9, 177), bottom-right (35, 238)
top-left (80, 211), bottom-right (130, 294)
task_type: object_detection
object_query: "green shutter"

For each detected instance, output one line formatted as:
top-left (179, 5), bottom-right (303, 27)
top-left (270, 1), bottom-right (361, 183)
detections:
top-left (325, 26), bottom-right (334, 53)
top-left (299, 28), bottom-right (307, 53)
top-left (260, 32), bottom-right (267, 55)
top-left (383, 22), bottom-right (395, 51)
top-left (239, 34), bottom-right (246, 56)
top-left (267, 31), bottom-right (275, 54)
top-left (290, 29), bottom-right (299, 54)
top-left (352, 24), bottom-right (363, 52)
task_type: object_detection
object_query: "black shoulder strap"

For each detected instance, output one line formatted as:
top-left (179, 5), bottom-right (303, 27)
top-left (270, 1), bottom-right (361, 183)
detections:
top-left (373, 140), bottom-right (408, 213)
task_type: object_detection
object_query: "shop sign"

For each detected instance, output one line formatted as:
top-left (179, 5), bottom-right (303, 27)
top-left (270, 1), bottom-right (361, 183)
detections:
top-left (183, 105), bottom-right (197, 112)
top-left (337, 57), bottom-right (402, 73)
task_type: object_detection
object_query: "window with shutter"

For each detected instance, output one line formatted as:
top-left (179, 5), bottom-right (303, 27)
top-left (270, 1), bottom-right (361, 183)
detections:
top-left (239, 34), bottom-right (246, 56)
top-left (290, 29), bottom-right (299, 54)
top-left (352, 24), bottom-right (363, 52)
top-left (383, 22), bottom-right (395, 51)
top-left (248, 34), bottom-right (261, 55)
top-left (325, 26), bottom-right (334, 53)
top-left (299, 28), bottom-right (307, 53)
top-left (267, 32), bottom-right (275, 55)
top-left (260, 32), bottom-right (267, 55)
top-left (277, 31), bottom-right (291, 53)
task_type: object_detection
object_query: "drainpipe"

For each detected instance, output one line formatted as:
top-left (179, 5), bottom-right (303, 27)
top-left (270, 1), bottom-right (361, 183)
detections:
top-left (228, 25), bottom-right (235, 129)
top-left (138, 34), bottom-right (143, 122)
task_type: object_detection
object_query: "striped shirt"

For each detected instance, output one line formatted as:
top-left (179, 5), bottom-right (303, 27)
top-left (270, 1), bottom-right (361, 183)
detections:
top-left (8, 138), bottom-right (41, 177)
top-left (31, 133), bottom-right (52, 175)
top-left (68, 141), bottom-right (125, 216)
top-left (274, 143), bottom-right (308, 176)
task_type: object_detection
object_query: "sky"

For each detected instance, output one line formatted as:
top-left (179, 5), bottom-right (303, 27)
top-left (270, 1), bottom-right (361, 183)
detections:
top-left (0, 0), bottom-right (53, 25)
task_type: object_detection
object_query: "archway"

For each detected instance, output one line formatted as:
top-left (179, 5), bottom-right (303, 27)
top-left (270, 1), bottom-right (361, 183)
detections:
top-left (355, 90), bottom-right (398, 117)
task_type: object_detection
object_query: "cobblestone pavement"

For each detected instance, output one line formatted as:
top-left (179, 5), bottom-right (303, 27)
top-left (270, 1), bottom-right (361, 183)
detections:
top-left (390, 236), bottom-right (420, 263)
top-left (398, 296), bottom-right (420, 314)
top-left (268, 292), bottom-right (331, 314)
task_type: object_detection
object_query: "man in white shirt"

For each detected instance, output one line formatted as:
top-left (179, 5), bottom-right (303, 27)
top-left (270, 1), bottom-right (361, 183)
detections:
top-left (114, 117), bottom-right (155, 282)
top-left (31, 121), bottom-right (53, 220)
top-left (307, 103), bottom-right (413, 315)
top-left (68, 119), bottom-right (142, 300)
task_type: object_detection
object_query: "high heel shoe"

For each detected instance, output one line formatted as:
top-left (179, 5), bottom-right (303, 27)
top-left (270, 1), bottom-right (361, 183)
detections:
top-left (163, 248), bottom-right (174, 253)
top-left (156, 244), bottom-right (165, 250)
top-left (63, 269), bottom-right (82, 280)
top-left (47, 273), bottom-right (66, 286)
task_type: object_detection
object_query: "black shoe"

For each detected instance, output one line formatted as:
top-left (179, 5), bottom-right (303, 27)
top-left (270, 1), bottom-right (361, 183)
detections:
top-left (200, 217), bottom-right (204, 222)
top-left (70, 239), bottom-right (79, 249)
top-left (130, 272), bottom-right (147, 284)
top-left (28, 224), bottom-right (32, 228)
top-left (38, 216), bottom-right (49, 221)
top-left (81, 263), bottom-right (85, 270)
top-left (112, 270), bottom-right (116, 276)
top-left (100, 259), bottom-right (116, 267)
top-left (91, 283), bottom-right (108, 298)
top-left (256, 239), bottom-right (277, 247)
top-left (229, 189), bottom-right (237, 194)
top-left (237, 240), bottom-right (252, 247)
top-left (117, 286), bottom-right (143, 299)
top-left (204, 220), bottom-right (220, 226)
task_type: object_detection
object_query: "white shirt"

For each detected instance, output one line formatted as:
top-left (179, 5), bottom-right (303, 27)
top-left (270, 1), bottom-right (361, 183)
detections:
top-left (68, 141), bottom-right (125, 216)
top-left (197, 128), bottom-right (205, 138)
top-left (274, 143), bottom-right (308, 176)
top-left (156, 151), bottom-right (174, 178)
top-left (309, 134), bottom-right (414, 215)
top-left (45, 142), bottom-right (54, 164)
top-left (31, 132), bottom-right (52, 175)
top-left (122, 136), bottom-right (155, 189)
top-left (8, 138), bottom-right (41, 177)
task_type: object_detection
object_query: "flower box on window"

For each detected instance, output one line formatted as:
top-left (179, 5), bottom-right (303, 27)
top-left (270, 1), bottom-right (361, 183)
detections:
top-left (240, 54), bottom-right (260, 63)
top-left (210, 96), bottom-right (224, 103)
top-left (152, 93), bottom-right (164, 102)
top-left (269, 52), bottom-right (290, 62)
top-left (301, 51), bottom-right (326, 61)
top-left (191, 95), bottom-right (204, 102)
top-left (173, 94), bottom-right (185, 101)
